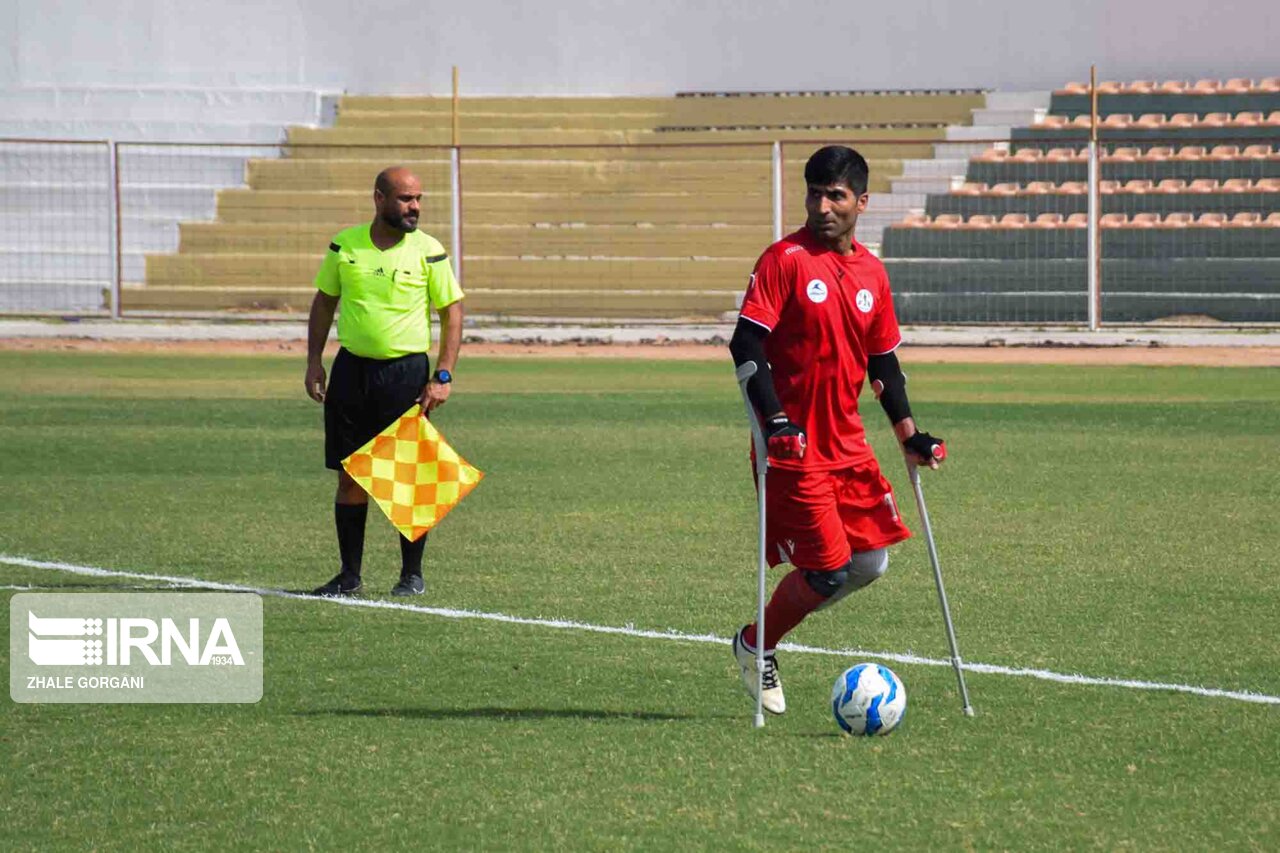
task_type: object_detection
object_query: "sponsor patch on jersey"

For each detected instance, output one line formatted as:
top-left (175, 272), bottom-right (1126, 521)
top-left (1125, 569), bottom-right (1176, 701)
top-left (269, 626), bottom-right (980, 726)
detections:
top-left (855, 288), bottom-right (875, 313)
top-left (806, 279), bottom-right (829, 304)
top-left (784, 245), bottom-right (804, 255)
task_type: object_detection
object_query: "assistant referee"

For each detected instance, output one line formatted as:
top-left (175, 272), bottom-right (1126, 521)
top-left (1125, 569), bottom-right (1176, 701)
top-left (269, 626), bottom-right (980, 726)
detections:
top-left (304, 166), bottom-right (464, 597)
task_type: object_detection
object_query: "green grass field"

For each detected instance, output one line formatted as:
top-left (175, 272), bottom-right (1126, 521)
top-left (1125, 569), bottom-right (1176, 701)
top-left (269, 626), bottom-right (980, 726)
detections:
top-left (1, 350), bottom-right (1277, 850)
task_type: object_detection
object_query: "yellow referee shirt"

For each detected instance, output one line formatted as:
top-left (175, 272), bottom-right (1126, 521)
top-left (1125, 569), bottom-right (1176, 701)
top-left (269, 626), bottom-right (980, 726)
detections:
top-left (314, 225), bottom-right (464, 359)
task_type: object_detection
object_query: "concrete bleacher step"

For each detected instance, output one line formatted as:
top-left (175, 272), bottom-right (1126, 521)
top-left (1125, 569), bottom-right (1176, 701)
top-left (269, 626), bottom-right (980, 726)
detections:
top-left (900, 158), bottom-right (969, 177)
top-left (286, 126), bottom-right (651, 147)
top-left (0, 145), bottom-right (270, 189)
top-left (334, 112), bottom-right (664, 131)
top-left (0, 281), bottom-right (109, 313)
top-left (0, 183), bottom-right (219, 218)
top-left (120, 285), bottom-right (736, 318)
top-left (144, 253), bottom-right (751, 288)
top-left (0, 250), bottom-right (147, 283)
top-left (246, 158), bottom-right (774, 193)
top-left (177, 222), bottom-right (769, 257)
top-left (933, 141), bottom-right (1003, 159)
top-left (340, 96), bottom-right (671, 114)
top-left (970, 107), bottom-right (1046, 126)
top-left (216, 189), bottom-right (774, 226)
top-left (664, 92), bottom-right (985, 127)
top-left (0, 119), bottom-right (297, 144)
top-left (0, 85), bottom-right (332, 124)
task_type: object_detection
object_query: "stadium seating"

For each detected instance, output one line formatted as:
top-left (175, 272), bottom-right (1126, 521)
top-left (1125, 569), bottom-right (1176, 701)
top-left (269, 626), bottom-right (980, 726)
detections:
top-left (880, 78), bottom-right (1280, 323)
top-left (132, 90), bottom-right (983, 316)
top-left (0, 84), bottom-right (333, 313)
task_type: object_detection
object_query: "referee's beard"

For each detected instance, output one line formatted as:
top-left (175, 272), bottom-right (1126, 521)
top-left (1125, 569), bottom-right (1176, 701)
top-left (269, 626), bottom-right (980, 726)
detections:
top-left (379, 210), bottom-right (419, 233)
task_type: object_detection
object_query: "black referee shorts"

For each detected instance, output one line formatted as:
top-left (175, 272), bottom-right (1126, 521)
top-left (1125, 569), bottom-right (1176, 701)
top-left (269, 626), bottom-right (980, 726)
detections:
top-left (324, 348), bottom-right (429, 470)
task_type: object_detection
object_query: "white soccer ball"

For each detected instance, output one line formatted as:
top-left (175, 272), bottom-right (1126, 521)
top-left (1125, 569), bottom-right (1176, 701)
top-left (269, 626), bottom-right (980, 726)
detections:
top-left (831, 663), bottom-right (907, 736)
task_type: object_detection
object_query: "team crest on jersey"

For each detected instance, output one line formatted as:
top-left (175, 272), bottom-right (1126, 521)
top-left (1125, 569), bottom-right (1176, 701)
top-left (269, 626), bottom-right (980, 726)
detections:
top-left (855, 288), bottom-right (875, 313)
top-left (806, 279), bottom-right (829, 304)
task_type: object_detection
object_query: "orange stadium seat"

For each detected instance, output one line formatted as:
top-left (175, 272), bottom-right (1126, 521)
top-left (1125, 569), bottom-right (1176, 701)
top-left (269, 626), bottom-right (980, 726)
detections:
top-left (1222, 78), bottom-right (1252, 93)
top-left (1070, 115), bottom-right (1093, 128)
top-left (1187, 178), bottom-right (1219, 192)
top-left (1241, 144), bottom-right (1272, 159)
top-left (1220, 178), bottom-right (1253, 193)
top-left (932, 214), bottom-right (963, 228)
top-left (1122, 179), bottom-right (1155, 193)
top-left (1162, 212), bottom-right (1195, 227)
top-left (1175, 146), bottom-right (1208, 160)
top-left (1100, 213), bottom-right (1128, 228)
top-left (1256, 178), bottom-right (1280, 192)
top-left (1057, 181), bottom-right (1088, 194)
top-left (1142, 146), bottom-right (1174, 160)
top-left (1155, 80), bottom-right (1187, 93)
top-left (954, 182), bottom-right (987, 195)
top-left (1166, 113), bottom-right (1197, 127)
top-left (964, 215), bottom-right (997, 229)
top-left (1209, 145), bottom-right (1241, 159)
top-left (1109, 147), bottom-right (1140, 161)
top-left (899, 213), bottom-right (930, 228)
top-left (1122, 80), bottom-right (1156, 93)
top-left (1264, 111), bottom-right (1280, 125)
top-left (1023, 181), bottom-right (1054, 194)
top-left (1264, 213), bottom-right (1280, 226)
top-left (1011, 147), bottom-right (1044, 161)
top-left (1229, 111), bottom-right (1263, 126)
top-left (1056, 81), bottom-right (1090, 95)
top-left (1097, 81), bottom-right (1123, 94)
top-left (975, 147), bottom-right (1008, 161)
top-left (1254, 77), bottom-right (1280, 92)
top-left (1101, 113), bottom-right (1133, 128)
top-left (988, 182), bottom-right (1020, 195)
top-left (1031, 213), bottom-right (1064, 228)
top-left (998, 213), bottom-right (1030, 228)
top-left (1228, 212), bottom-right (1262, 227)
top-left (1099, 180), bottom-right (1121, 194)
top-left (1036, 115), bottom-right (1069, 128)
top-left (1135, 113), bottom-right (1166, 127)
top-left (1064, 213), bottom-right (1090, 228)
top-left (1154, 179), bottom-right (1188, 193)
top-left (1127, 213), bottom-right (1161, 228)
top-left (1189, 79), bottom-right (1220, 93)
top-left (1200, 112), bottom-right (1230, 127)
top-left (1197, 213), bottom-right (1227, 227)
top-left (1045, 147), bottom-right (1081, 161)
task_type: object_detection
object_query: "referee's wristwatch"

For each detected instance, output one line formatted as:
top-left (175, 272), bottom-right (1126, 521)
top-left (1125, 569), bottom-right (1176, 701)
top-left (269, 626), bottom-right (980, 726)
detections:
top-left (432, 369), bottom-right (452, 384)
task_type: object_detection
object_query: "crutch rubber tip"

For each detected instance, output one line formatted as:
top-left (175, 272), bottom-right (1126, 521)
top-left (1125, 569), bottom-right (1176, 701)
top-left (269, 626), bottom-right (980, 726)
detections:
top-left (963, 706), bottom-right (976, 717)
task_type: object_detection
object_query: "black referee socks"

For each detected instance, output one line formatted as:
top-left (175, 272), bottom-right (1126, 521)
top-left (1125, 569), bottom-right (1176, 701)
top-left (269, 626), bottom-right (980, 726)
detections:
top-left (334, 502), bottom-right (368, 577)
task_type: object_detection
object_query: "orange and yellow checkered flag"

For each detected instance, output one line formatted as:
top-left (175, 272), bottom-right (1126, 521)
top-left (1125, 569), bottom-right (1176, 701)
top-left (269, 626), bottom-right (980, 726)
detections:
top-left (341, 405), bottom-right (484, 542)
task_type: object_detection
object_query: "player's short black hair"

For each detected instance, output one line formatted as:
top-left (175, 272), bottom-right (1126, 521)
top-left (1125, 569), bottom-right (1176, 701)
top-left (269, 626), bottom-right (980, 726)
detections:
top-left (804, 146), bottom-right (869, 196)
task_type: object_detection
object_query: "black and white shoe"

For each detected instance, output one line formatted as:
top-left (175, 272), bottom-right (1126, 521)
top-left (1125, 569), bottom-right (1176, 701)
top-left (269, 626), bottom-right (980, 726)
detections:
top-left (732, 626), bottom-right (786, 714)
top-left (390, 573), bottom-right (425, 596)
top-left (312, 572), bottom-right (362, 597)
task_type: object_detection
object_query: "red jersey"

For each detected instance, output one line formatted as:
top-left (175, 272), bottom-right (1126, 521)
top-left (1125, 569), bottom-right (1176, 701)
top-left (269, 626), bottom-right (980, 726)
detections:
top-left (739, 228), bottom-right (902, 471)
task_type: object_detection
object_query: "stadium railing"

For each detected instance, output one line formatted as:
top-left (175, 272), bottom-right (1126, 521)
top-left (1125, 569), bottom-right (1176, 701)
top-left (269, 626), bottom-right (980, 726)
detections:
top-left (3, 104), bottom-right (1277, 326)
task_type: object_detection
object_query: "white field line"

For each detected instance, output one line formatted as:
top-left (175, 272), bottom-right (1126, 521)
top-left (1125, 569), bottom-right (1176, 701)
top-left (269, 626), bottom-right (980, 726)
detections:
top-left (4, 553), bottom-right (1278, 707)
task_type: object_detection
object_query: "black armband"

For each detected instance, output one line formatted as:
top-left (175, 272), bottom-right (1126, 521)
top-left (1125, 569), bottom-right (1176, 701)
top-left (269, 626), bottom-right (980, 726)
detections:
top-left (867, 351), bottom-right (912, 424)
top-left (729, 318), bottom-right (784, 417)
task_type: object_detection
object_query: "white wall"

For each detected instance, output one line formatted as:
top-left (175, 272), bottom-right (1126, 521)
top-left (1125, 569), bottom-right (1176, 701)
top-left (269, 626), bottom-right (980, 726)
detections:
top-left (4, 0), bottom-right (1276, 94)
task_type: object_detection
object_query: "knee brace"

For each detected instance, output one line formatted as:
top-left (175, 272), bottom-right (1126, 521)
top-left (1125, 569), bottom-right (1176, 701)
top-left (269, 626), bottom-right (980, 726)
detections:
top-left (808, 548), bottom-right (889, 610)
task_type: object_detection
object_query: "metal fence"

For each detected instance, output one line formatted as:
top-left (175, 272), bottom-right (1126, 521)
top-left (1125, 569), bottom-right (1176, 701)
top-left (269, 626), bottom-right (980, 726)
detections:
top-left (2, 136), bottom-right (1277, 326)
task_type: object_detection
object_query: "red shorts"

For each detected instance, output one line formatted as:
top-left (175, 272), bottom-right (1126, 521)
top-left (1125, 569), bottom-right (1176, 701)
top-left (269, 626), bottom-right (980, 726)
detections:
top-left (762, 460), bottom-right (910, 571)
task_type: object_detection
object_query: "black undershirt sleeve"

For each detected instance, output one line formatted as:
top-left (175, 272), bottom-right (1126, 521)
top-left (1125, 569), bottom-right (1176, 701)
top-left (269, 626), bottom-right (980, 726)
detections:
top-left (867, 351), bottom-right (913, 424)
top-left (728, 318), bottom-right (784, 418)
